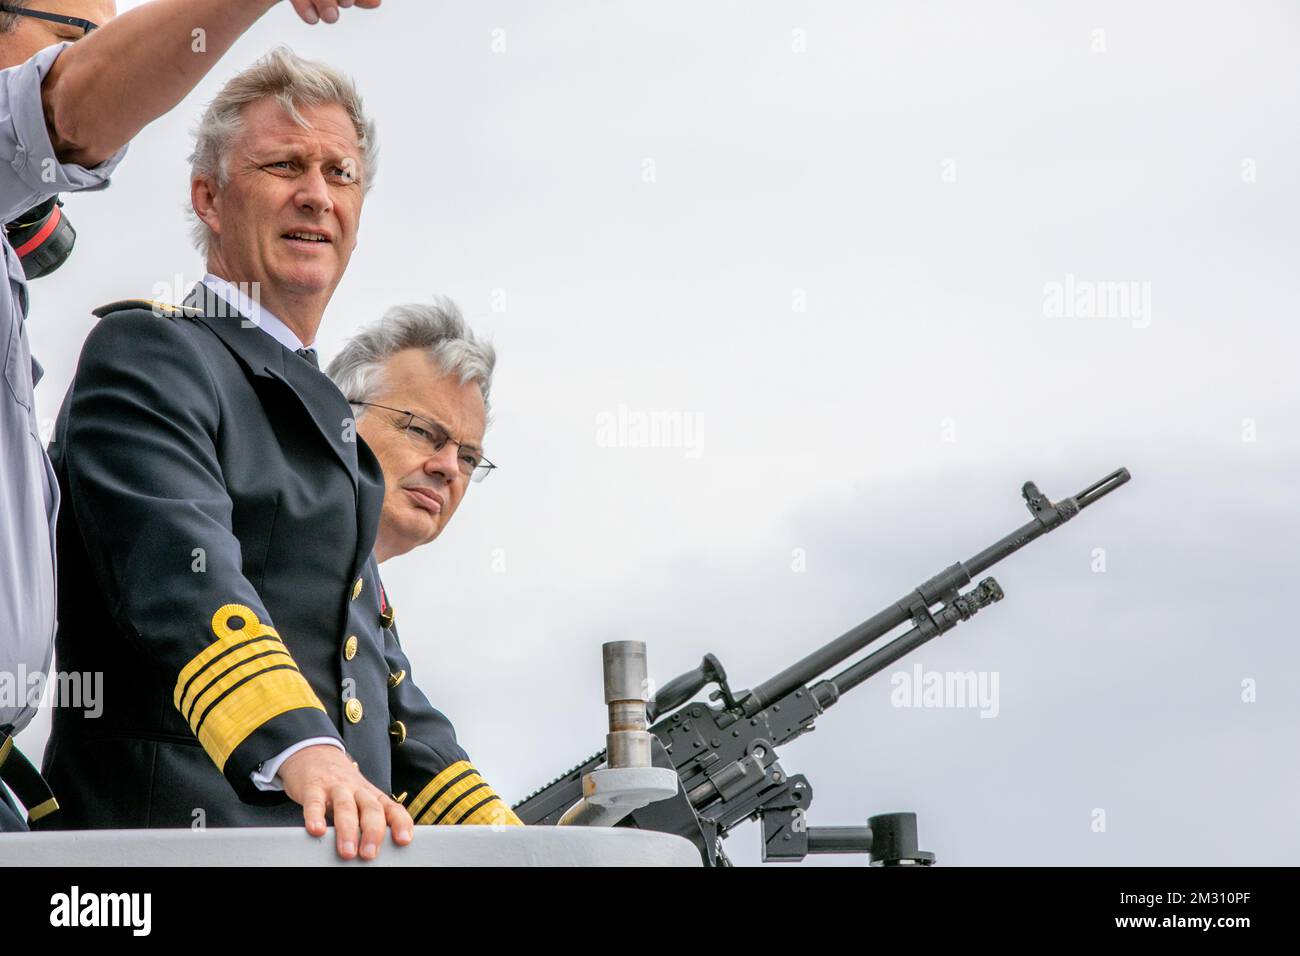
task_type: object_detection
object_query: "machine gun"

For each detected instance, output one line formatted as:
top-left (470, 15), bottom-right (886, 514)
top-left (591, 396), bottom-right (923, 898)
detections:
top-left (514, 468), bottom-right (1132, 866)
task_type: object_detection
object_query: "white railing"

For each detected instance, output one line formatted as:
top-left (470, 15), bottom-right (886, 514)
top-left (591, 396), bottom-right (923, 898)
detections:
top-left (0, 825), bottom-right (702, 867)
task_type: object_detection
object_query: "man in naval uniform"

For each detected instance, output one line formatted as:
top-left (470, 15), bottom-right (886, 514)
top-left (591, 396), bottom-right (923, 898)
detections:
top-left (0, 0), bottom-right (382, 833)
top-left (38, 47), bottom-right (519, 860)
top-left (326, 300), bottom-right (507, 825)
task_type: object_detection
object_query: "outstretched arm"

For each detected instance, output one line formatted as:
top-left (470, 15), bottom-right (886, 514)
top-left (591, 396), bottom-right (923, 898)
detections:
top-left (40, 0), bottom-right (382, 168)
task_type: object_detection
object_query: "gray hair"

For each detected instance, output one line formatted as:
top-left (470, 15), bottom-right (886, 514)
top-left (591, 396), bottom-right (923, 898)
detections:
top-left (187, 45), bottom-right (377, 257)
top-left (0, 1), bottom-right (28, 33)
top-left (327, 299), bottom-right (497, 423)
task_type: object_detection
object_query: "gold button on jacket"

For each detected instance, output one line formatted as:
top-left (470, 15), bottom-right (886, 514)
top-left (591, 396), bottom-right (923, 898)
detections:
top-left (344, 635), bottom-right (359, 660)
top-left (345, 698), bottom-right (364, 723)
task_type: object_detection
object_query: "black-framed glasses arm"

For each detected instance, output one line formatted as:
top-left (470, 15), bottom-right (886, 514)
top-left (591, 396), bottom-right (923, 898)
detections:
top-left (351, 400), bottom-right (499, 479)
top-left (0, 6), bottom-right (98, 34)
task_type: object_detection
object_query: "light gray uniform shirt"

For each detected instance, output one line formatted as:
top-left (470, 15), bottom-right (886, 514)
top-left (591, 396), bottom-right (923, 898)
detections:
top-left (0, 42), bottom-right (126, 733)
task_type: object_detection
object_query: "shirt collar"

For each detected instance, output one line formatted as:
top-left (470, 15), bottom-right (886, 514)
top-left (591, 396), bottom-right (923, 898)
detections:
top-left (200, 273), bottom-right (313, 352)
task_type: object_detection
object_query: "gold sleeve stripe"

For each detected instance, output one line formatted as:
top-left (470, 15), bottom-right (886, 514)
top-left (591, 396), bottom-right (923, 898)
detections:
top-left (195, 666), bottom-right (325, 770)
top-left (460, 801), bottom-right (525, 827)
top-left (181, 644), bottom-right (294, 722)
top-left (447, 793), bottom-right (523, 826)
top-left (176, 635), bottom-right (281, 713)
top-left (404, 762), bottom-right (525, 826)
top-left (174, 604), bottom-right (326, 770)
top-left (431, 782), bottom-right (491, 825)
top-left (190, 653), bottom-right (301, 730)
top-left (405, 760), bottom-right (475, 823)
top-left (175, 605), bottom-right (287, 710)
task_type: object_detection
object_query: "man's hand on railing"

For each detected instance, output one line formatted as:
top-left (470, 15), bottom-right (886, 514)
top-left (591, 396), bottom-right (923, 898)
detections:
top-left (279, 744), bottom-right (413, 861)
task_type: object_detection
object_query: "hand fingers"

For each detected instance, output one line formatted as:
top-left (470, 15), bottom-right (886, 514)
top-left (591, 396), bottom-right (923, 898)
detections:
top-left (300, 787), bottom-right (328, 837)
top-left (309, 1), bottom-right (341, 24)
top-left (288, 1), bottom-right (337, 26)
top-left (289, 0), bottom-right (381, 25)
top-left (357, 792), bottom-right (388, 860)
top-left (386, 798), bottom-right (415, 845)
top-left (331, 786), bottom-right (360, 859)
top-left (286, 0), bottom-right (320, 25)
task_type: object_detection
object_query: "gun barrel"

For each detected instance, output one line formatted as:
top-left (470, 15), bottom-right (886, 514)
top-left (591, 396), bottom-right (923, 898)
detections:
top-left (746, 564), bottom-right (969, 714)
top-left (744, 468), bottom-right (1129, 713)
top-left (964, 467), bottom-right (1130, 577)
top-left (816, 577), bottom-right (1004, 701)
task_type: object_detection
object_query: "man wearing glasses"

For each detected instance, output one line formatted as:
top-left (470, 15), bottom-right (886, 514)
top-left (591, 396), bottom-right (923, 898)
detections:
top-left (38, 46), bottom-right (520, 861)
top-left (323, 301), bottom-right (521, 830)
top-left (327, 301), bottom-right (498, 563)
top-left (0, 1), bottom-right (381, 833)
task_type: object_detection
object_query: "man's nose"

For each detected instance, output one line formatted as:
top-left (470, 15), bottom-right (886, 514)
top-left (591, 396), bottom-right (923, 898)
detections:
top-left (424, 442), bottom-right (462, 483)
top-left (294, 167), bottom-right (333, 215)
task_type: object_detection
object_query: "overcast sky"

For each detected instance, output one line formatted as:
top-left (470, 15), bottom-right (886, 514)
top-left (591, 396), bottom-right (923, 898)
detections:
top-left (18, 0), bottom-right (1300, 865)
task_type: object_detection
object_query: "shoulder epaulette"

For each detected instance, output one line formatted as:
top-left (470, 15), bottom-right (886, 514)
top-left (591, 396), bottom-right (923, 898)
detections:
top-left (92, 299), bottom-right (205, 320)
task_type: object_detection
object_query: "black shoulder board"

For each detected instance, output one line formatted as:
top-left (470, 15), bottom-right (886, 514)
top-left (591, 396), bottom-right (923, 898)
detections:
top-left (92, 299), bottom-right (204, 320)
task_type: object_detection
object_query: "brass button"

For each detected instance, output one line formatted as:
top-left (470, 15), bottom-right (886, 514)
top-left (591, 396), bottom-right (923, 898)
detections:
top-left (345, 698), bottom-right (364, 723)
top-left (393, 791), bottom-right (408, 804)
top-left (379, 606), bottom-right (395, 629)
top-left (351, 577), bottom-right (364, 600)
top-left (343, 635), bottom-right (358, 660)
top-left (387, 669), bottom-right (406, 688)
top-left (389, 720), bottom-right (407, 745)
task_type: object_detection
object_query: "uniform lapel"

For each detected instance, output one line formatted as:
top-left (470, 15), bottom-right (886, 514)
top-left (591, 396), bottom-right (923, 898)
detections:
top-left (183, 282), bottom-right (359, 495)
top-left (352, 438), bottom-right (386, 585)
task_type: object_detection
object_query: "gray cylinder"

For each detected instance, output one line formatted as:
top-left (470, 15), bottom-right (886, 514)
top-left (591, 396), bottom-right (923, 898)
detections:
top-left (603, 641), bottom-right (652, 769)
top-left (603, 641), bottom-right (649, 704)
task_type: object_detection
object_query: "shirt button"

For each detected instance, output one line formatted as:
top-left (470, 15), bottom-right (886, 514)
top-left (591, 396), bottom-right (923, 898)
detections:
top-left (345, 698), bottom-right (364, 723)
top-left (351, 578), bottom-right (364, 601)
top-left (344, 635), bottom-right (359, 660)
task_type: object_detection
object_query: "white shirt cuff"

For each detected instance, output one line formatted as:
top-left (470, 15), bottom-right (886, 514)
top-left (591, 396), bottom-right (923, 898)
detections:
top-left (251, 737), bottom-right (345, 792)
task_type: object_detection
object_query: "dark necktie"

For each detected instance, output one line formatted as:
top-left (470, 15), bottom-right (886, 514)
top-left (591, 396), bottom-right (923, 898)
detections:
top-left (295, 347), bottom-right (320, 370)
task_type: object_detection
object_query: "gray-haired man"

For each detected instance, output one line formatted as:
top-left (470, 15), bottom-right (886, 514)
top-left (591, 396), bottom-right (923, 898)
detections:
top-left (0, 0), bottom-right (381, 833)
top-left (323, 302), bottom-right (522, 828)
top-left (326, 300), bottom-right (497, 564)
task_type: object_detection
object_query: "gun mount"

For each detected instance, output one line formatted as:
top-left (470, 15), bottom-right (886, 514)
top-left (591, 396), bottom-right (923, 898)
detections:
top-left (515, 468), bottom-right (1131, 866)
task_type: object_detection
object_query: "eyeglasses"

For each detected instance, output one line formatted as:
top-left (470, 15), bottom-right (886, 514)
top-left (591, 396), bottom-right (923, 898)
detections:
top-left (352, 401), bottom-right (496, 483)
top-left (0, 5), bottom-right (99, 36)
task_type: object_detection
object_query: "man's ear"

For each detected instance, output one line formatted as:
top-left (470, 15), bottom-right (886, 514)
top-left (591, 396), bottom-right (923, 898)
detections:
top-left (190, 176), bottom-right (221, 236)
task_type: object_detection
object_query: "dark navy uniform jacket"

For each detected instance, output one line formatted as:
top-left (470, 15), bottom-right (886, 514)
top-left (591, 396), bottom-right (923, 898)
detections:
top-left (38, 283), bottom-right (519, 829)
